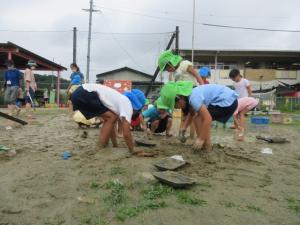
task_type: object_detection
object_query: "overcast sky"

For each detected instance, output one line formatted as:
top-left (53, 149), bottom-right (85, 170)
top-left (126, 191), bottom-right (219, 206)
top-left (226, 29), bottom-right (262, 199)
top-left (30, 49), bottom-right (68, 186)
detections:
top-left (1, 0), bottom-right (300, 81)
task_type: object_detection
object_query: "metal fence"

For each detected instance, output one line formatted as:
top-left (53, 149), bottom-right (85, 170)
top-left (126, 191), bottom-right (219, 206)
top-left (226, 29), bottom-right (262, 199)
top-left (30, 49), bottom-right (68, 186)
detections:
top-left (274, 96), bottom-right (300, 112)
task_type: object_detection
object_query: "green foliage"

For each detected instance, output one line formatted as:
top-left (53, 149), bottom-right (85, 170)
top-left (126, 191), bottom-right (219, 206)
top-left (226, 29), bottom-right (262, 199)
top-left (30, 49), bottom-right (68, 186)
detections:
top-left (219, 201), bottom-right (236, 208)
top-left (286, 197), bottom-right (300, 214)
top-left (103, 180), bottom-right (126, 207)
top-left (246, 204), bottom-right (263, 212)
top-left (176, 192), bottom-right (207, 206)
top-left (142, 184), bottom-right (174, 200)
top-left (110, 167), bottom-right (125, 176)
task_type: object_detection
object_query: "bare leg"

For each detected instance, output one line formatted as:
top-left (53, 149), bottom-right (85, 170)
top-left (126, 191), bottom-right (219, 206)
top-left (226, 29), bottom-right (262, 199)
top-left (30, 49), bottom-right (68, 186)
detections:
top-left (110, 125), bottom-right (118, 147)
top-left (117, 119), bottom-right (123, 137)
top-left (99, 112), bottom-right (118, 147)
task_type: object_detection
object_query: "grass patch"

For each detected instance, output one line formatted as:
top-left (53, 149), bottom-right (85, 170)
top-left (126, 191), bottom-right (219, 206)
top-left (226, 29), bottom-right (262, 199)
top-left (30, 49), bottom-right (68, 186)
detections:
top-left (246, 204), bottom-right (263, 213)
top-left (286, 197), bottom-right (300, 214)
top-left (110, 167), bottom-right (125, 176)
top-left (142, 184), bottom-right (174, 200)
top-left (219, 201), bottom-right (237, 208)
top-left (116, 200), bottom-right (166, 222)
top-left (90, 181), bottom-right (100, 189)
top-left (177, 192), bottom-right (207, 206)
top-left (80, 216), bottom-right (109, 225)
top-left (103, 180), bottom-right (126, 207)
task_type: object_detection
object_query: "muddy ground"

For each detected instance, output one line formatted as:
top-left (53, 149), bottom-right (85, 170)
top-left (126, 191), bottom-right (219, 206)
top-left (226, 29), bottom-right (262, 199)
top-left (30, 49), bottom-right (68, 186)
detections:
top-left (0, 109), bottom-right (300, 225)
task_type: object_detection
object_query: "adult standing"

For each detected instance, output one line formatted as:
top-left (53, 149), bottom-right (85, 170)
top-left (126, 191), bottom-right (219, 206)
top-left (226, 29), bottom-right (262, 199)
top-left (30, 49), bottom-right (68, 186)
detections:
top-left (24, 60), bottom-right (38, 119)
top-left (2, 60), bottom-right (22, 116)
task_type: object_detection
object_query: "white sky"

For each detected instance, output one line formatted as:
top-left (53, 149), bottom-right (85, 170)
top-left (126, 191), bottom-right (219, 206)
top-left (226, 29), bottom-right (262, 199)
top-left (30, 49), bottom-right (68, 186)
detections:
top-left (1, 0), bottom-right (300, 81)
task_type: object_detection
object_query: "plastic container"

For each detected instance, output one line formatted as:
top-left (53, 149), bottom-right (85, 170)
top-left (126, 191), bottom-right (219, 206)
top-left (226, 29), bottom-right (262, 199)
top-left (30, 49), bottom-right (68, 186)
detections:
top-left (251, 116), bottom-right (270, 124)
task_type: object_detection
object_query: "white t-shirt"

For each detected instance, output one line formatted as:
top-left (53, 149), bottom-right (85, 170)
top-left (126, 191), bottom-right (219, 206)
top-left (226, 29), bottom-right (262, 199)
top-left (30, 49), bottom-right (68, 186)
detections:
top-left (233, 78), bottom-right (250, 98)
top-left (82, 84), bottom-right (133, 123)
top-left (170, 60), bottom-right (197, 85)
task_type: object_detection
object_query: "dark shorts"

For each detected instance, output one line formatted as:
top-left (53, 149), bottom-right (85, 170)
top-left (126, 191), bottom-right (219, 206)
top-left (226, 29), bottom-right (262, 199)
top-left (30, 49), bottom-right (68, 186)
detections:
top-left (207, 99), bottom-right (238, 123)
top-left (4, 86), bottom-right (19, 104)
top-left (25, 88), bottom-right (35, 104)
top-left (71, 86), bottom-right (109, 120)
top-left (148, 115), bottom-right (172, 133)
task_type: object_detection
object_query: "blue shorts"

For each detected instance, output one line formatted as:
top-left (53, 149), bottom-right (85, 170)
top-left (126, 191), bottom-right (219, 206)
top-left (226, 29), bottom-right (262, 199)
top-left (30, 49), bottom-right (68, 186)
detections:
top-left (71, 86), bottom-right (110, 120)
top-left (25, 88), bottom-right (35, 104)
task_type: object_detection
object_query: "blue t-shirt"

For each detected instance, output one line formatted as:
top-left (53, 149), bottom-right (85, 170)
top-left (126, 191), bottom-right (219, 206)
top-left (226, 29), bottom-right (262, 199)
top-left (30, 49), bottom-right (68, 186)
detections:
top-left (70, 72), bottom-right (84, 85)
top-left (189, 84), bottom-right (238, 112)
top-left (142, 106), bottom-right (160, 120)
top-left (5, 69), bottom-right (22, 87)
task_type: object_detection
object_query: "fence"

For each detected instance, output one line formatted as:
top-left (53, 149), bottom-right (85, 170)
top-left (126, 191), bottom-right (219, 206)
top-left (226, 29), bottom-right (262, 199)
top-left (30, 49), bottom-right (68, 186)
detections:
top-left (274, 96), bottom-right (300, 113)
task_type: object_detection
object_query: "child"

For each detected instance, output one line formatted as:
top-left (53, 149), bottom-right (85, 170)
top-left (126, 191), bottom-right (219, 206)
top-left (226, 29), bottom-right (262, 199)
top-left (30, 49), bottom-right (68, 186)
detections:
top-left (229, 69), bottom-right (252, 98)
top-left (158, 50), bottom-right (204, 86)
top-left (158, 50), bottom-right (204, 139)
top-left (233, 97), bottom-right (259, 141)
top-left (2, 60), bottom-right (22, 116)
top-left (198, 66), bottom-right (210, 84)
top-left (71, 83), bottom-right (145, 154)
top-left (140, 97), bottom-right (172, 138)
top-left (160, 81), bottom-right (238, 151)
top-left (24, 60), bottom-right (38, 119)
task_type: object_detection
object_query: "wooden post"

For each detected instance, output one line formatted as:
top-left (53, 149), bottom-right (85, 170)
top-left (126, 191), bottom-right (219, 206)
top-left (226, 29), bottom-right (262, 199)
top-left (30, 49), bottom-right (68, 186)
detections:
top-left (8, 51), bottom-right (12, 60)
top-left (57, 71), bottom-right (60, 106)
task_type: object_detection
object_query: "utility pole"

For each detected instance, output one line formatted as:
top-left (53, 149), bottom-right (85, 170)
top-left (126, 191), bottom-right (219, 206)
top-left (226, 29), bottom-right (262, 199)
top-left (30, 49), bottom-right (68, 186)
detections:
top-left (83, 0), bottom-right (100, 83)
top-left (175, 26), bottom-right (179, 54)
top-left (191, 0), bottom-right (196, 63)
top-left (73, 27), bottom-right (77, 64)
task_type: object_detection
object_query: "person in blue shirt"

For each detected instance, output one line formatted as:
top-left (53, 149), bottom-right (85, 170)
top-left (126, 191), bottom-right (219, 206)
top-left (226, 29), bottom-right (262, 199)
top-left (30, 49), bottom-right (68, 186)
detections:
top-left (160, 81), bottom-right (238, 151)
top-left (67, 63), bottom-right (84, 115)
top-left (140, 97), bottom-right (173, 138)
top-left (2, 60), bottom-right (22, 116)
top-left (67, 63), bottom-right (84, 93)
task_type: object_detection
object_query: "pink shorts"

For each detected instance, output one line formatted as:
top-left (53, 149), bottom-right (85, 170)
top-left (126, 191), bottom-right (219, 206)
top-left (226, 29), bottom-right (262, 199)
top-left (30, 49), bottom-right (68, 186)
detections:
top-left (234, 97), bottom-right (259, 115)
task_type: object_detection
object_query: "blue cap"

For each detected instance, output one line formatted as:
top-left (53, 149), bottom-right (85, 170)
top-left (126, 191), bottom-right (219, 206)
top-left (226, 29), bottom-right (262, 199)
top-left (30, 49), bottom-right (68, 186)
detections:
top-left (123, 89), bottom-right (146, 111)
top-left (198, 67), bottom-right (210, 77)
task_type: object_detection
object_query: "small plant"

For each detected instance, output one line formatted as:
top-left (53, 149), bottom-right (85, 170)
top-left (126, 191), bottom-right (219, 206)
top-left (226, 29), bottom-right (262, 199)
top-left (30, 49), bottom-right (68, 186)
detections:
top-left (142, 184), bottom-right (174, 200)
top-left (80, 216), bottom-right (109, 225)
top-left (176, 192), bottom-right (207, 206)
top-left (103, 180), bottom-right (127, 207)
top-left (246, 204), bottom-right (263, 212)
top-left (286, 197), bottom-right (300, 214)
top-left (90, 181), bottom-right (99, 189)
top-left (110, 167), bottom-right (125, 176)
top-left (219, 201), bottom-right (236, 208)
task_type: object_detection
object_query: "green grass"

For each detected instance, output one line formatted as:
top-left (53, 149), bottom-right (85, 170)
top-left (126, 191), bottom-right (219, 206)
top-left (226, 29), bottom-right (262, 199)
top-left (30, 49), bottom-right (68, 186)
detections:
top-left (246, 204), bottom-right (263, 212)
top-left (110, 167), bottom-right (125, 176)
top-left (142, 184), bottom-right (174, 200)
top-left (176, 192), bottom-right (207, 206)
top-left (286, 197), bottom-right (300, 214)
top-left (219, 201), bottom-right (237, 208)
top-left (80, 216), bottom-right (109, 225)
top-left (103, 180), bottom-right (127, 207)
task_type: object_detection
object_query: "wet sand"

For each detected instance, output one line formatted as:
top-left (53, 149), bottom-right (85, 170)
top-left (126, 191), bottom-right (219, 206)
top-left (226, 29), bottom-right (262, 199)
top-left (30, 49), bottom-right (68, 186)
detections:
top-left (0, 109), bottom-right (299, 225)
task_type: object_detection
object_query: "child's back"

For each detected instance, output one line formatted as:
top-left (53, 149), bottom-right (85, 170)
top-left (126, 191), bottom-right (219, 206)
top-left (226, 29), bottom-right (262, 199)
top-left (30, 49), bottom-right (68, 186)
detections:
top-left (233, 77), bottom-right (250, 98)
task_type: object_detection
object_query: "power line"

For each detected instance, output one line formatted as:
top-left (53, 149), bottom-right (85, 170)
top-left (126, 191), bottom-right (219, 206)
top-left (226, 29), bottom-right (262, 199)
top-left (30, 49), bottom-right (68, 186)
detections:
top-left (202, 23), bottom-right (300, 33)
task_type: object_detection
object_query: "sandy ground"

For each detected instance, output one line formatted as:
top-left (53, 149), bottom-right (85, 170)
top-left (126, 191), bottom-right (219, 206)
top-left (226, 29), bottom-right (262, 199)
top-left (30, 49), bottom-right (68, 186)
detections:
top-left (0, 109), bottom-right (300, 225)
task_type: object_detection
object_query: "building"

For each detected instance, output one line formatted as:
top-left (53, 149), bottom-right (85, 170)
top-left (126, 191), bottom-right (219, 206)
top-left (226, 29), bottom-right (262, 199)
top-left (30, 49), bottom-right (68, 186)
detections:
top-left (179, 49), bottom-right (300, 90)
top-left (96, 67), bottom-right (163, 97)
top-left (0, 41), bottom-right (67, 104)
